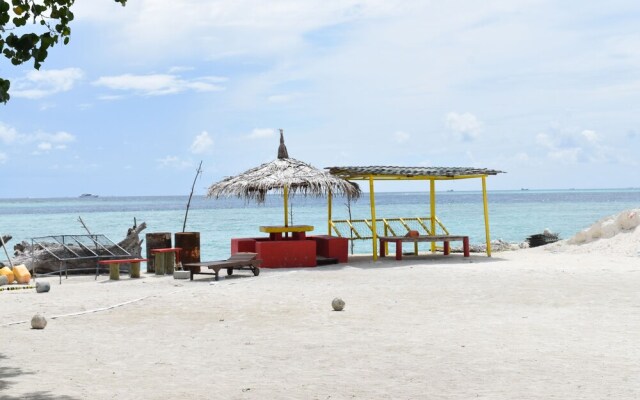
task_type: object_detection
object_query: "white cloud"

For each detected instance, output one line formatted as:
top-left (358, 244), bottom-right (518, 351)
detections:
top-left (580, 129), bottom-right (599, 143)
top-left (98, 95), bottom-right (125, 101)
top-left (248, 128), bottom-right (276, 139)
top-left (445, 112), bottom-right (482, 142)
top-left (157, 155), bottom-right (192, 169)
top-left (37, 142), bottom-right (53, 151)
top-left (267, 94), bottom-right (298, 103)
top-left (535, 133), bottom-right (554, 148)
top-left (190, 131), bottom-right (214, 154)
top-left (0, 123), bottom-right (74, 155)
top-left (393, 131), bottom-right (410, 143)
top-left (31, 141), bottom-right (68, 155)
top-left (93, 73), bottom-right (226, 96)
top-left (11, 68), bottom-right (84, 99)
top-left (0, 123), bottom-right (18, 143)
top-left (35, 131), bottom-right (75, 144)
top-left (536, 128), bottom-right (627, 165)
top-left (168, 66), bottom-right (195, 73)
top-left (548, 148), bottom-right (582, 163)
top-left (75, 1), bottom-right (398, 61)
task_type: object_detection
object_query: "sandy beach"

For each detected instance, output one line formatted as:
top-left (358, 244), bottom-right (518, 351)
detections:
top-left (2, 224), bottom-right (640, 400)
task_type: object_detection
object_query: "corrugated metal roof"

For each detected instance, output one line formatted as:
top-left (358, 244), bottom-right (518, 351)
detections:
top-left (326, 166), bottom-right (505, 179)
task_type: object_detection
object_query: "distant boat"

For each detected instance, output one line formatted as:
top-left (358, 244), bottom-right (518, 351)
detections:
top-left (79, 194), bottom-right (98, 198)
top-left (520, 188), bottom-right (529, 191)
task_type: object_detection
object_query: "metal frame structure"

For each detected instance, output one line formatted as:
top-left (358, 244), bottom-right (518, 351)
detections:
top-left (326, 166), bottom-right (504, 260)
top-left (31, 234), bottom-right (130, 283)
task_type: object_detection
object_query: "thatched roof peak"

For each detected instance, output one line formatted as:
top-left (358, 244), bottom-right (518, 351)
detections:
top-left (277, 128), bottom-right (289, 159)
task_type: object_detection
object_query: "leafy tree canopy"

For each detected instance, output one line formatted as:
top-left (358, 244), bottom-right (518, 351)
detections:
top-left (0, 0), bottom-right (127, 104)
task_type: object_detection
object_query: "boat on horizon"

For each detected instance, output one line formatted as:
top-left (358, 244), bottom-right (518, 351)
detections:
top-left (79, 193), bottom-right (99, 198)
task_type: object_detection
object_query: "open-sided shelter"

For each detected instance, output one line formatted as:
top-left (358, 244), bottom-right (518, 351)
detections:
top-left (326, 166), bottom-right (504, 259)
top-left (207, 130), bottom-right (361, 226)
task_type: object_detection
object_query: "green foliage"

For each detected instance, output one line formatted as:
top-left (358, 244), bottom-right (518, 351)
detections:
top-left (0, 0), bottom-right (127, 104)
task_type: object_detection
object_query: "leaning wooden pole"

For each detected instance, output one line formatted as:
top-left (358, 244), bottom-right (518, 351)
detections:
top-left (182, 161), bottom-right (203, 232)
top-left (77, 216), bottom-right (93, 235)
top-left (0, 234), bottom-right (13, 268)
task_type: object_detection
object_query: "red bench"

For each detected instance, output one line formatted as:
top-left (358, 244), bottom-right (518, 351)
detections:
top-left (308, 235), bottom-right (349, 263)
top-left (379, 235), bottom-right (470, 260)
top-left (97, 258), bottom-right (148, 280)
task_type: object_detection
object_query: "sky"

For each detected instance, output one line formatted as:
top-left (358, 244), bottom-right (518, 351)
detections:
top-left (1, 0), bottom-right (639, 198)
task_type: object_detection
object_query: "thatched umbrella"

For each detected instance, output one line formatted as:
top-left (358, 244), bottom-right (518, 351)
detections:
top-left (206, 129), bottom-right (360, 226)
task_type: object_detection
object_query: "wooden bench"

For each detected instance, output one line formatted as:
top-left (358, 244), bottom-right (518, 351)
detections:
top-left (97, 258), bottom-right (148, 280)
top-left (149, 247), bottom-right (182, 275)
top-left (379, 235), bottom-right (470, 260)
top-left (184, 252), bottom-right (261, 281)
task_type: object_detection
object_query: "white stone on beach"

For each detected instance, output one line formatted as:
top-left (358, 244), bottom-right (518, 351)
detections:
top-left (173, 270), bottom-right (190, 280)
top-left (36, 281), bottom-right (51, 293)
top-left (31, 314), bottom-right (47, 329)
top-left (332, 297), bottom-right (345, 311)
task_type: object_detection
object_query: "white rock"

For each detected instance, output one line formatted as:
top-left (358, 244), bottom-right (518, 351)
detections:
top-left (173, 270), bottom-right (190, 280)
top-left (0, 275), bottom-right (8, 286)
top-left (31, 314), bottom-right (47, 329)
top-left (332, 297), bottom-right (345, 311)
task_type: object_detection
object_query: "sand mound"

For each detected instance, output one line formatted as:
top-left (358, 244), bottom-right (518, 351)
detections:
top-left (547, 209), bottom-right (640, 256)
top-left (569, 209), bottom-right (640, 244)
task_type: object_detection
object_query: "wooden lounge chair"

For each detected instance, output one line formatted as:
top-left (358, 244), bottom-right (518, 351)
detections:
top-left (184, 252), bottom-right (261, 281)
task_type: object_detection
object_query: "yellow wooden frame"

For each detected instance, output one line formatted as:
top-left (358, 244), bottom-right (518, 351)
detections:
top-left (326, 172), bottom-right (495, 259)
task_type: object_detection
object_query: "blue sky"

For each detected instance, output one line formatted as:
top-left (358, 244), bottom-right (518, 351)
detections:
top-left (1, 0), bottom-right (639, 198)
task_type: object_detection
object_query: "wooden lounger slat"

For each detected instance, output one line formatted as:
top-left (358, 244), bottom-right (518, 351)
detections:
top-left (184, 252), bottom-right (261, 281)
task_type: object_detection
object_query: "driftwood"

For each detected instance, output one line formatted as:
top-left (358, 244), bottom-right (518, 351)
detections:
top-left (7, 222), bottom-right (147, 274)
top-left (1, 234), bottom-right (13, 268)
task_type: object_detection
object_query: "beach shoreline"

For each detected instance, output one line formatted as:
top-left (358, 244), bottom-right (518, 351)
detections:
top-left (2, 236), bottom-right (639, 399)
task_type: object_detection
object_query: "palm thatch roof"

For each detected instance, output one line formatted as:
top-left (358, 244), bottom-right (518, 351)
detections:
top-left (206, 130), bottom-right (360, 203)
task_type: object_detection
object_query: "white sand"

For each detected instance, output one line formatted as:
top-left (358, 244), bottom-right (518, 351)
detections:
top-left (2, 217), bottom-right (640, 399)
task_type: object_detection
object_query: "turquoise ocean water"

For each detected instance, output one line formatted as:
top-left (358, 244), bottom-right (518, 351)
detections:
top-left (1, 189), bottom-right (640, 261)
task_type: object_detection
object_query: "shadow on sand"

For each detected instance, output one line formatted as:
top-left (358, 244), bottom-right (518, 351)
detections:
top-left (305, 252), bottom-right (507, 273)
top-left (0, 353), bottom-right (80, 400)
top-left (184, 252), bottom-right (510, 281)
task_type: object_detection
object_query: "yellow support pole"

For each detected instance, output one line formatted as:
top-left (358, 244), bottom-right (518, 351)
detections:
top-left (327, 189), bottom-right (332, 235)
top-left (284, 185), bottom-right (289, 227)
top-left (430, 179), bottom-right (436, 253)
top-left (369, 176), bottom-right (378, 260)
top-left (482, 176), bottom-right (492, 257)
